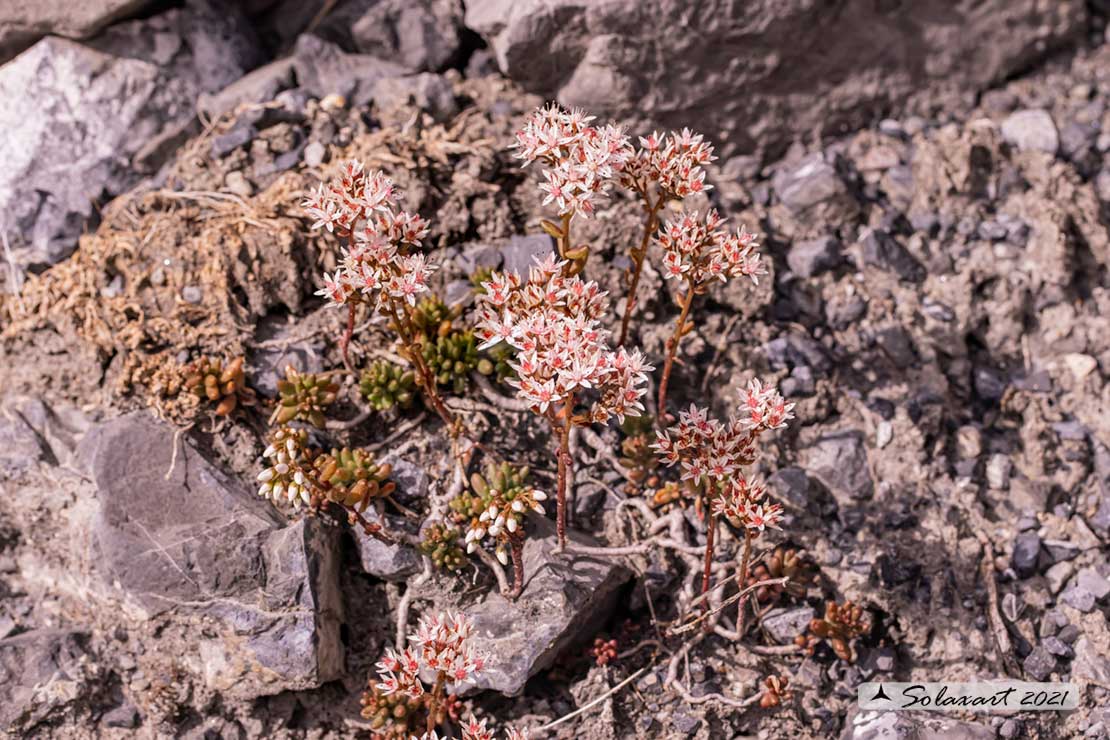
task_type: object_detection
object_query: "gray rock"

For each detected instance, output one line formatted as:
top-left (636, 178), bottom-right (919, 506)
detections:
top-left (860, 230), bottom-right (926, 282)
top-left (500, 234), bottom-right (556, 276)
top-left (354, 514), bottom-right (421, 581)
top-left (303, 140), bottom-right (327, 169)
top-left (762, 606), bottom-right (814, 644)
top-left (101, 702), bottom-right (140, 729)
top-left (874, 327), bottom-right (916, 368)
top-left (1075, 567), bottom-right (1110, 601)
top-left (370, 73), bottom-right (458, 121)
top-left (787, 236), bottom-right (843, 277)
top-left (800, 431), bottom-right (874, 504)
top-left (348, 0), bottom-right (464, 72)
top-left (1042, 636), bottom-right (1073, 658)
top-left (248, 316), bottom-right (325, 397)
top-left (780, 365), bottom-right (815, 398)
top-left (76, 413), bottom-right (343, 697)
top-left (773, 153), bottom-right (855, 219)
top-left (1073, 637), bottom-right (1110, 684)
top-left (196, 57), bottom-right (296, 120)
top-left (1061, 586), bottom-right (1096, 612)
top-left (0, 3), bottom-right (261, 272)
top-left (210, 123), bottom-right (256, 158)
top-left (1022, 646), bottom-right (1056, 681)
top-left (0, 404), bottom-right (46, 479)
top-left (466, 0), bottom-right (1085, 162)
top-left (0, 0), bottom-right (154, 63)
top-left (1001, 109), bottom-right (1059, 154)
top-left (291, 34), bottom-right (407, 107)
top-left (763, 334), bottom-right (832, 375)
top-left (467, 518), bottom-right (629, 695)
top-left (1045, 561), bottom-right (1075, 594)
top-left (768, 467), bottom-right (815, 509)
top-left (0, 630), bottom-right (93, 733)
top-left (1011, 532), bottom-right (1042, 578)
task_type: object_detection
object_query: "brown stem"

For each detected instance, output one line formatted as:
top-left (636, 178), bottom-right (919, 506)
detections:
top-left (702, 507), bottom-right (717, 627)
top-left (657, 280), bottom-right (695, 424)
top-left (554, 396), bottom-right (576, 551)
top-left (344, 504), bottom-right (396, 545)
top-left (558, 212), bottom-right (579, 276)
top-left (618, 195), bottom-right (664, 347)
top-left (387, 300), bottom-right (458, 432)
top-left (340, 301), bottom-right (357, 370)
top-left (426, 670), bottom-right (447, 734)
top-left (507, 535), bottom-right (525, 600)
top-left (735, 529), bottom-right (753, 638)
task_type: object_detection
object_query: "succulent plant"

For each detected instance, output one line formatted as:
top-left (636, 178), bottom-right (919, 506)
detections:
top-left (419, 523), bottom-right (466, 571)
top-left (759, 675), bottom-right (793, 709)
top-left (477, 339), bottom-right (516, 381)
top-left (451, 462), bottom-right (546, 567)
top-left (469, 265), bottom-right (495, 294)
top-left (408, 295), bottom-right (458, 339)
top-left (618, 414), bottom-right (658, 493)
top-left (360, 360), bottom-right (417, 411)
top-left (422, 330), bottom-right (482, 395)
top-left (271, 365), bottom-right (339, 427)
top-left (795, 601), bottom-right (870, 662)
top-left (257, 427), bottom-right (394, 513)
top-left (359, 682), bottom-right (426, 739)
top-left (312, 447), bottom-right (395, 510)
top-left (182, 356), bottom-right (256, 416)
top-left (746, 546), bottom-right (815, 603)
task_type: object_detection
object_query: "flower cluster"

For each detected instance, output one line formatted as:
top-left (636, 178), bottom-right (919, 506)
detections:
top-left (653, 379), bottom-right (794, 531)
top-left (456, 463), bottom-right (548, 566)
top-left (460, 717), bottom-right (529, 740)
top-left (376, 611), bottom-right (485, 699)
top-left (512, 104), bottom-right (632, 217)
top-left (303, 159), bottom-right (434, 310)
top-left (621, 128), bottom-right (716, 198)
top-left (475, 254), bottom-right (652, 423)
top-left (257, 426), bottom-right (311, 509)
top-left (656, 209), bottom-right (764, 288)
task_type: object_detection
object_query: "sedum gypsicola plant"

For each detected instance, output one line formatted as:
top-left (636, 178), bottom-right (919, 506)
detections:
top-left (512, 104), bottom-right (632, 274)
top-left (653, 379), bottom-right (795, 609)
top-left (303, 160), bottom-right (458, 430)
top-left (654, 209), bottom-right (765, 421)
top-left (475, 253), bottom-right (652, 548)
top-left (615, 128), bottom-right (717, 345)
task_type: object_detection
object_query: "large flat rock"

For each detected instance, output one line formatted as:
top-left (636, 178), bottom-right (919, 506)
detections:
top-left (77, 413), bottom-right (343, 697)
top-left (467, 518), bottom-right (629, 695)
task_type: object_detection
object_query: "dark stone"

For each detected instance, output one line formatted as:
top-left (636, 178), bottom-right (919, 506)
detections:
top-left (787, 236), bottom-right (842, 277)
top-left (877, 554), bottom-right (921, 587)
top-left (1042, 636), bottom-right (1073, 658)
top-left (210, 123), bottom-right (256, 158)
top-left (874, 327), bottom-right (916, 368)
top-left (1022, 646), bottom-right (1056, 681)
top-left (76, 413), bottom-right (343, 697)
top-left (973, 366), bottom-right (1007, 402)
top-left (102, 703), bottom-right (141, 729)
top-left (860, 230), bottom-right (925, 282)
top-left (763, 334), bottom-right (832, 375)
top-left (1011, 532), bottom-right (1042, 577)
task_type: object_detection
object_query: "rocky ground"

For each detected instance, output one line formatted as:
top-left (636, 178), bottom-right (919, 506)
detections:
top-left (2, 1), bottom-right (1110, 739)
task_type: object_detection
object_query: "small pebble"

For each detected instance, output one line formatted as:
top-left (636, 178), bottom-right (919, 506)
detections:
top-left (225, 170), bottom-right (253, 198)
top-left (303, 141), bottom-right (327, 168)
top-left (181, 286), bottom-right (202, 304)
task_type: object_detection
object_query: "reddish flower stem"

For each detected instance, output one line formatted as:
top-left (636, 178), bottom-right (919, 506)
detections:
top-left (426, 670), bottom-right (447, 734)
top-left (618, 194), bottom-right (664, 347)
top-left (657, 279), bottom-right (695, 424)
top-left (508, 535), bottom-right (525, 600)
top-left (340, 302), bottom-right (357, 370)
top-left (735, 528), bottom-right (754, 636)
top-left (702, 506), bottom-right (717, 624)
top-left (554, 395), bottom-right (576, 551)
